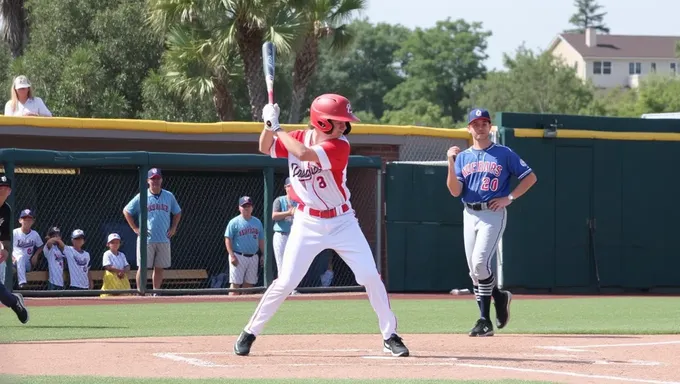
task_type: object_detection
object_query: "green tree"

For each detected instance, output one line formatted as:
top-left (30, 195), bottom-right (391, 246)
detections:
top-left (566, 0), bottom-right (609, 34)
top-left (1, 0), bottom-right (28, 57)
top-left (635, 74), bottom-right (680, 113)
top-left (305, 19), bottom-right (409, 121)
top-left (381, 99), bottom-right (453, 127)
top-left (461, 46), bottom-right (596, 116)
top-left (383, 18), bottom-right (491, 123)
top-left (138, 69), bottom-right (220, 122)
top-left (13, 0), bottom-right (163, 118)
top-left (285, 0), bottom-right (365, 123)
top-left (146, 0), bottom-right (241, 120)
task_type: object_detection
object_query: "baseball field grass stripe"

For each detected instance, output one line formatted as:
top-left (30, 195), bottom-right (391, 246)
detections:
top-left (1, 297), bottom-right (680, 343)
top-left (0, 376), bottom-right (556, 384)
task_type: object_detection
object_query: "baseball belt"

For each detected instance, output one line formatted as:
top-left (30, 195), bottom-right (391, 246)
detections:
top-left (465, 202), bottom-right (490, 211)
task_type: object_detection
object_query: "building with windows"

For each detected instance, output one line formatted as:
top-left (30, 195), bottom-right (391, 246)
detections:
top-left (547, 28), bottom-right (680, 89)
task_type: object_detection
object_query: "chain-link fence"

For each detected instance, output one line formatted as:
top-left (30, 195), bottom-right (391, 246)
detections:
top-left (1, 150), bottom-right (381, 296)
top-left (395, 127), bottom-right (499, 162)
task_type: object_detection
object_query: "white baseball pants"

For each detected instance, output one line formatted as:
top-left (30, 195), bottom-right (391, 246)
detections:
top-left (244, 211), bottom-right (397, 340)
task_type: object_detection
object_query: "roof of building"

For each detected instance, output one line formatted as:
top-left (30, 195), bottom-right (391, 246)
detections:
top-left (553, 33), bottom-right (680, 59)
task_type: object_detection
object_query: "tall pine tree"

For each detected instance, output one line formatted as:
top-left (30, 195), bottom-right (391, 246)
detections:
top-left (565, 0), bottom-right (610, 34)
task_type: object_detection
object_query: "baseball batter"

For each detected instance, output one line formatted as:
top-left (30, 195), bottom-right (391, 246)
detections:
top-left (0, 175), bottom-right (29, 324)
top-left (447, 108), bottom-right (537, 337)
top-left (233, 94), bottom-right (409, 357)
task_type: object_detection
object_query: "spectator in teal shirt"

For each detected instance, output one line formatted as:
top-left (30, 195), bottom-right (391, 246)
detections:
top-left (272, 178), bottom-right (297, 276)
top-left (224, 196), bottom-right (264, 295)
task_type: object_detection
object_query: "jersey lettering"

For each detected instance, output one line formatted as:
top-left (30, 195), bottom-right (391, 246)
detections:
top-left (454, 144), bottom-right (532, 203)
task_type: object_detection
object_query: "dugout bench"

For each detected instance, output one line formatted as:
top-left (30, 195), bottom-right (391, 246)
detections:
top-left (21, 269), bottom-right (209, 290)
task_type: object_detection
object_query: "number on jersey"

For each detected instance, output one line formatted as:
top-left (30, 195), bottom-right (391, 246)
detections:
top-left (317, 176), bottom-right (327, 189)
top-left (480, 177), bottom-right (499, 191)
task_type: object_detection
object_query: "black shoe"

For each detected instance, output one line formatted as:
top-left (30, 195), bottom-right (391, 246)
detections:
top-left (233, 331), bottom-right (256, 356)
top-left (469, 318), bottom-right (494, 337)
top-left (494, 290), bottom-right (512, 329)
top-left (383, 334), bottom-right (409, 357)
top-left (12, 293), bottom-right (29, 324)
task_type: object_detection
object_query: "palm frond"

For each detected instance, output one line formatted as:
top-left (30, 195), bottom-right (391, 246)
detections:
top-left (327, 23), bottom-right (354, 53)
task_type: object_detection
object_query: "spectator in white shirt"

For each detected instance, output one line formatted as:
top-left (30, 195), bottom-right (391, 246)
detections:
top-left (101, 233), bottom-right (131, 297)
top-left (64, 229), bottom-right (92, 290)
top-left (4, 75), bottom-right (52, 117)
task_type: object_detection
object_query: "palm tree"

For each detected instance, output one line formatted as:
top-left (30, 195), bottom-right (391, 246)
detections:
top-left (1, 0), bottom-right (28, 58)
top-left (286, 0), bottom-right (365, 124)
top-left (147, 0), bottom-right (239, 121)
top-left (221, 0), bottom-right (302, 121)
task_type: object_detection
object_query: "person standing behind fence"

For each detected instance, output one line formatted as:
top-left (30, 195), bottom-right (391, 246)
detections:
top-left (272, 178), bottom-right (297, 276)
top-left (12, 209), bottom-right (43, 289)
top-left (101, 233), bottom-right (131, 297)
top-left (123, 168), bottom-right (182, 294)
top-left (224, 196), bottom-right (264, 296)
top-left (64, 229), bottom-right (93, 290)
top-left (39, 227), bottom-right (66, 290)
top-left (0, 174), bottom-right (29, 324)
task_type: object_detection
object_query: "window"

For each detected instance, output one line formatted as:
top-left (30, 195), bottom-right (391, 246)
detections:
top-left (651, 63), bottom-right (657, 73)
top-left (593, 61), bottom-right (602, 74)
top-left (629, 62), bottom-right (641, 75)
top-left (603, 61), bottom-right (612, 74)
top-left (672, 63), bottom-right (677, 75)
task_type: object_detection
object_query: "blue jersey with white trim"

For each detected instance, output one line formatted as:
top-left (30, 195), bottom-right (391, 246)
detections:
top-left (454, 143), bottom-right (532, 203)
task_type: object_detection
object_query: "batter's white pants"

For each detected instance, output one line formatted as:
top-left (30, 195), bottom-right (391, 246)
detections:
top-left (244, 211), bottom-right (397, 339)
top-left (272, 231), bottom-right (289, 275)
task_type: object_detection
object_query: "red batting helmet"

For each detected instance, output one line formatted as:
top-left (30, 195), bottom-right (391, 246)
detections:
top-left (309, 93), bottom-right (360, 135)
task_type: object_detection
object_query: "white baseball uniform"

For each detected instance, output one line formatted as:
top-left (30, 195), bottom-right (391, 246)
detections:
top-left (64, 246), bottom-right (91, 289)
top-left (12, 228), bottom-right (43, 285)
top-left (44, 244), bottom-right (66, 288)
top-left (243, 129), bottom-right (399, 339)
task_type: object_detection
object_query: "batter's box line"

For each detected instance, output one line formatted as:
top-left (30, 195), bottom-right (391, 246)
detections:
top-left (165, 348), bottom-right (375, 356)
top-left (536, 340), bottom-right (680, 353)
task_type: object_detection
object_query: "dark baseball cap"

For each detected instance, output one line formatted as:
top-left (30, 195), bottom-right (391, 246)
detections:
top-left (19, 209), bottom-right (34, 218)
top-left (284, 177), bottom-right (291, 186)
top-left (239, 196), bottom-right (253, 206)
top-left (47, 227), bottom-right (61, 237)
top-left (468, 108), bottom-right (491, 124)
top-left (0, 174), bottom-right (11, 188)
top-left (148, 168), bottom-right (162, 179)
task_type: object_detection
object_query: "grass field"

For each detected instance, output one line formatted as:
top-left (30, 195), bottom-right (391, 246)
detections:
top-left (1, 296), bottom-right (679, 384)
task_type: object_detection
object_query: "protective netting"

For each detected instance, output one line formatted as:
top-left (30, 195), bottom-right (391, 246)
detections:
top-left (6, 162), bottom-right (379, 293)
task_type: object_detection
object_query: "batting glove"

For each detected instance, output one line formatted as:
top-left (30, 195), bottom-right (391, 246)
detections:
top-left (263, 103), bottom-right (281, 132)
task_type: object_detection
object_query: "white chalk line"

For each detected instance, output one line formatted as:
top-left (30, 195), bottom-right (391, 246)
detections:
top-left (537, 340), bottom-right (680, 353)
top-left (458, 363), bottom-right (680, 384)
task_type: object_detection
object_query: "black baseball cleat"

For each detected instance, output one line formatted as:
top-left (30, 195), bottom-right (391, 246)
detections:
top-left (494, 290), bottom-right (512, 329)
top-left (12, 293), bottom-right (29, 324)
top-left (233, 331), bottom-right (256, 356)
top-left (383, 334), bottom-right (410, 357)
top-left (469, 318), bottom-right (494, 337)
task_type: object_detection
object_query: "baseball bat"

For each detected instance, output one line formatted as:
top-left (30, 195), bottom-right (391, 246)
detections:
top-left (262, 41), bottom-right (276, 104)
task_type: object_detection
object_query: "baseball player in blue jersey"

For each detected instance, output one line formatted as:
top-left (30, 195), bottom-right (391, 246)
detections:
top-left (123, 168), bottom-right (182, 294)
top-left (447, 108), bottom-right (537, 337)
top-left (0, 175), bottom-right (29, 324)
top-left (224, 196), bottom-right (264, 296)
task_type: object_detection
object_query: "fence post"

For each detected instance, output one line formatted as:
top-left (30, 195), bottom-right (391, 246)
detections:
top-left (375, 168), bottom-right (383, 276)
top-left (3, 162), bottom-right (15, 291)
top-left (138, 164), bottom-right (149, 295)
top-left (263, 167), bottom-right (275, 287)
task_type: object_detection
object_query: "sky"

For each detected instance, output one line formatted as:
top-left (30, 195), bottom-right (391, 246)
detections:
top-left (360, 0), bottom-right (680, 70)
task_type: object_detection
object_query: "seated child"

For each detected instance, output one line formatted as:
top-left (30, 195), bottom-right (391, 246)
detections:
top-left (64, 229), bottom-right (92, 290)
top-left (100, 233), bottom-right (131, 297)
top-left (41, 227), bottom-right (66, 290)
